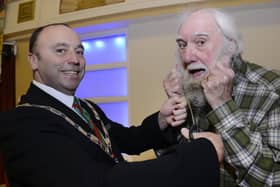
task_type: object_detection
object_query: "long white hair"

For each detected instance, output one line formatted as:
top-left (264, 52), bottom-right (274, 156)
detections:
top-left (177, 8), bottom-right (243, 56)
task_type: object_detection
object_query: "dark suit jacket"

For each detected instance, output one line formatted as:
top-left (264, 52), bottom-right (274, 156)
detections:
top-left (0, 83), bottom-right (220, 187)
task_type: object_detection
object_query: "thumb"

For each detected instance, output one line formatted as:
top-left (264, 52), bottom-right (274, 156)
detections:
top-left (181, 127), bottom-right (201, 140)
top-left (181, 128), bottom-right (190, 139)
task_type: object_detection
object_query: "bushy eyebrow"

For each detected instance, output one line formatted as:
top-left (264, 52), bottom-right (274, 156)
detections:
top-left (177, 32), bottom-right (209, 42)
top-left (176, 38), bottom-right (187, 43)
top-left (192, 32), bottom-right (209, 38)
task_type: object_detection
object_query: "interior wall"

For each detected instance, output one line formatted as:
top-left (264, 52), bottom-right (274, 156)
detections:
top-left (15, 39), bottom-right (32, 103)
top-left (128, 14), bottom-right (179, 126)
top-left (4, 0), bottom-right (201, 35)
top-left (234, 6), bottom-right (280, 69)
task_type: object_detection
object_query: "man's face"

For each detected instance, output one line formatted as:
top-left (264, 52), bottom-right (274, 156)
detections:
top-left (177, 12), bottom-right (225, 85)
top-left (29, 25), bottom-right (85, 95)
top-left (177, 12), bottom-right (226, 107)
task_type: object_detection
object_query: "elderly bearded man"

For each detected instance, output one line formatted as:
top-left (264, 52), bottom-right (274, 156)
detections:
top-left (161, 8), bottom-right (280, 187)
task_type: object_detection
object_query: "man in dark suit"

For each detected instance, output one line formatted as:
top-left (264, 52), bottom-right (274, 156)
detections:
top-left (0, 23), bottom-right (223, 187)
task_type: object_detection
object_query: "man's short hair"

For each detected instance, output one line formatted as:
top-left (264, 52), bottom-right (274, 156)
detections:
top-left (29, 23), bottom-right (71, 54)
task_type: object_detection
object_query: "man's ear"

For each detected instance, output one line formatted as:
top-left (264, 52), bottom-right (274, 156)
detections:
top-left (28, 53), bottom-right (39, 70)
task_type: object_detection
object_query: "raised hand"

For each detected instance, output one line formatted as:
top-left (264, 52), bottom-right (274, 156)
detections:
top-left (201, 59), bottom-right (235, 109)
top-left (158, 96), bottom-right (187, 130)
top-left (163, 64), bottom-right (184, 98)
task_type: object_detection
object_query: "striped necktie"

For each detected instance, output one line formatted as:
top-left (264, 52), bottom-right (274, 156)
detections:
top-left (72, 97), bottom-right (104, 144)
top-left (72, 97), bottom-right (117, 160)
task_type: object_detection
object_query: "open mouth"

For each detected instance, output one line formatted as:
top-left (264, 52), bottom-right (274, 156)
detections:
top-left (188, 66), bottom-right (207, 79)
top-left (188, 68), bottom-right (206, 75)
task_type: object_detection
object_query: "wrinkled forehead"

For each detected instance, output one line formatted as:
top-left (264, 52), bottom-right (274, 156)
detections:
top-left (178, 12), bottom-right (220, 39)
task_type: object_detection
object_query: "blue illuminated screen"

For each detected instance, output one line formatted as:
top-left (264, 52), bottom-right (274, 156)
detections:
top-left (82, 34), bottom-right (126, 65)
top-left (98, 102), bottom-right (128, 127)
top-left (76, 68), bottom-right (127, 98)
top-left (76, 34), bottom-right (128, 126)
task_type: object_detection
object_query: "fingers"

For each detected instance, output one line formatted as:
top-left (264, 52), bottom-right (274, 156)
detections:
top-left (159, 97), bottom-right (179, 116)
top-left (181, 128), bottom-right (190, 139)
top-left (165, 115), bottom-right (175, 125)
top-left (172, 96), bottom-right (187, 111)
top-left (163, 67), bottom-right (184, 97)
top-left (163, 110), bottom-right (186, 126)
top-left (169, 96), bottom-right (187, 126)
top-left (159, 96), bottom-right (187, 128)
top-left (171, 108), bottom-right (187, 126)
top-left (172, 98), bottom-right (187, 120)
top-left (181, 127), bottom-right (208, 140)
top-left (205, 60), bottom-right (235, 83)
top-left (169, 108), bottom-right (187, 127)
top-left (201, 60), bottom-right (235, 109)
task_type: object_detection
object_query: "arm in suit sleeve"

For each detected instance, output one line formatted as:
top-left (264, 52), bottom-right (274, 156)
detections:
top-left (81, 104), bottom-right (220, 186)
top-left (1, 121), bottom-right (220, 187)
top-left (0, 108), bottom-right (220, 187)
top-left (91, 102), bottom-right (179, 155)
top-left (106, 138), bottom-right (220, 187)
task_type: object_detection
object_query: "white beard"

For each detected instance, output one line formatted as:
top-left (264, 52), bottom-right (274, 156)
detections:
top-left (180, 43), bottom-right (233, 108)
top-left (182, 71), bottom-right (207, 108)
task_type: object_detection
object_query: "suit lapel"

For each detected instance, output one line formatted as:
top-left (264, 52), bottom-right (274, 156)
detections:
top-left (20, 83), bottom-right (93, 133)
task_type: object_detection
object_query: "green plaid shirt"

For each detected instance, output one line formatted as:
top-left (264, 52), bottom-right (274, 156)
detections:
top-left (207, 57), bottom-right (280, 186)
